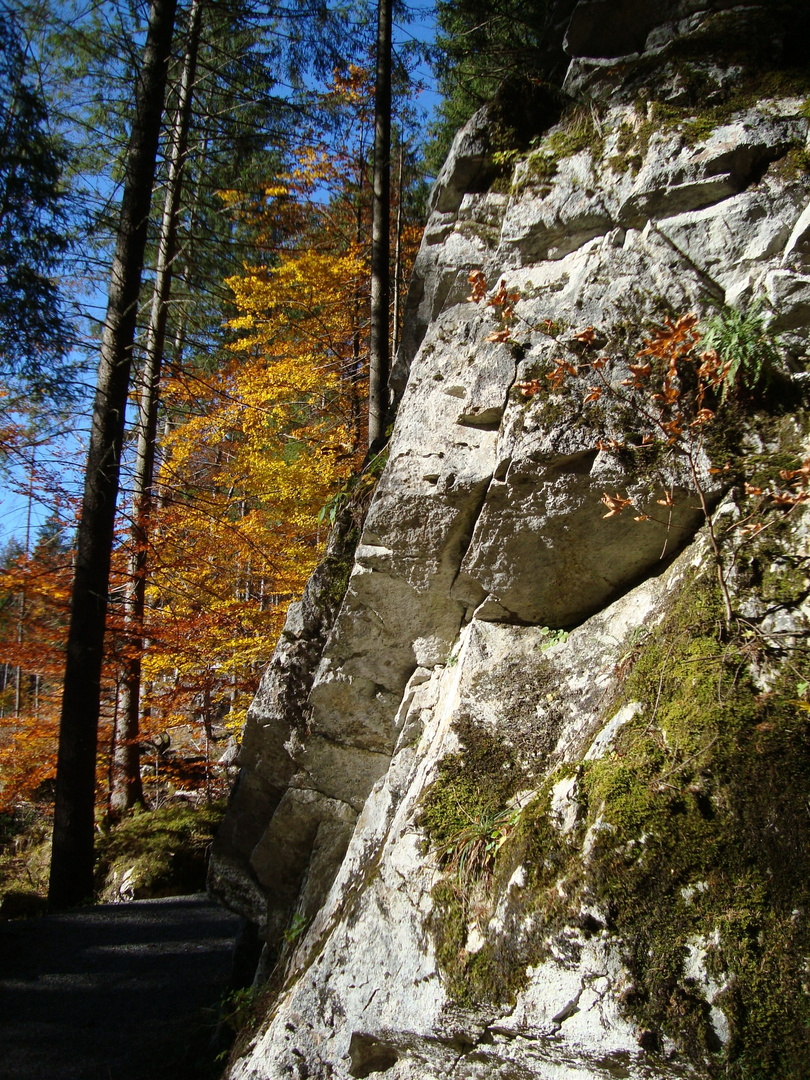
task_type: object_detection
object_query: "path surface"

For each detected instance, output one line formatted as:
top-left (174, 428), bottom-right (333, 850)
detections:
top-left (0, 895), bottom-right (240, 1080)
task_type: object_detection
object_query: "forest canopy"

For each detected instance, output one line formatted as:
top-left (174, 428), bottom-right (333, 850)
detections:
top-left (0, 0), bottom-right (434, 882)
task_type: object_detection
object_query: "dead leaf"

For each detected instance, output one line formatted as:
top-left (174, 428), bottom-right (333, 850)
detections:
top-left (601, 492), bottom-right (633, 517)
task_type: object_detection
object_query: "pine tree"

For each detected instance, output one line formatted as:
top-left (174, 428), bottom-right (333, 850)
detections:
top-left (49, 0), bottom-right (179, 911)
top-left (0, 0), bottom-right (70, 404)
top-left (428, 0), bottom-right (576, 171)
top-left (368, 0), bottom-right (393, 450)
top-left (111, 0), bottom-right (204, 815)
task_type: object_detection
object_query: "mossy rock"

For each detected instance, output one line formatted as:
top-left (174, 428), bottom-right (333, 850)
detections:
top-left (427, 545), bottom-right (810, 1076)
top-left (95, 802), bottom-right (225, 902)
top-left (0, 888), bottom-right (48, 919)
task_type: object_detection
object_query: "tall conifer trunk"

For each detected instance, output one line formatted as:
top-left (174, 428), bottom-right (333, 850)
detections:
top-left (111, 0), bottom-right (203, 814)
top-left (367, 0), bottom-right (392, 450)
top-left (49, 0), bottom-right (178, 911)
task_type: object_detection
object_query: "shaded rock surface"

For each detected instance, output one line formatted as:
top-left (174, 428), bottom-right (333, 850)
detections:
top-left (211, 2), bottom-right (810, 1077)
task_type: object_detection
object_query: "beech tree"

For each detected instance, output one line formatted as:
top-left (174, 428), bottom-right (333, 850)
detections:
top-left (49, 0), bottom-right (178, 911)
top-left (0, 516), bottom-right (73, 812)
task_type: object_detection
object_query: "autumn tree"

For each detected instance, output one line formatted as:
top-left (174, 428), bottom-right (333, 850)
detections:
top-left (129, 61), bottom-right (426, 759)
top-left (0, 514), bottom-right (73, 812)
top-left (139, 141), bottom-right (369, 755)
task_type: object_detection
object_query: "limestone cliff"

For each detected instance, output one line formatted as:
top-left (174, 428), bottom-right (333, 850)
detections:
top-left (210, 3), bottom-right (810, 1076)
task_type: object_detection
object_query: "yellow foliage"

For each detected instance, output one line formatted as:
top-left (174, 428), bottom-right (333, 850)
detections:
top-left (143, 158), bottom-right (367, 743)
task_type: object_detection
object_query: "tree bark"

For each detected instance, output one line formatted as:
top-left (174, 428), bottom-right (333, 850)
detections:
top-left (48, 0), bottom-right (178, 911)
top-left (367, 0), bottom-right (392, 450)
top-left (391, 135), bottom-right (404, 355)
top-left (111, 0), bottom-right (203, 815)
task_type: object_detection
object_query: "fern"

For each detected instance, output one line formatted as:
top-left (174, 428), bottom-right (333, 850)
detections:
top-left (701, 301), bottom-right (780, 401)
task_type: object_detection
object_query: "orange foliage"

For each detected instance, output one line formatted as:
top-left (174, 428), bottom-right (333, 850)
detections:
top-left (0, 67), bottom-right (425, 812)
top-left (0, 531), bottom-right (114, 811)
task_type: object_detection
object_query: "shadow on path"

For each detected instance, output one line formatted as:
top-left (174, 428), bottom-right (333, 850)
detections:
top-left (0, 895), bottom-right (240, 1080)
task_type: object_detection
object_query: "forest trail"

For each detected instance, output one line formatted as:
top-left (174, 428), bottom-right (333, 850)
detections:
top-left (0, 895), bottom-right (239, 1079)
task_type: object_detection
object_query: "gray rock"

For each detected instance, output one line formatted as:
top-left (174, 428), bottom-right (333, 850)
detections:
top-left (216, 19), bottom-right (810, 1078)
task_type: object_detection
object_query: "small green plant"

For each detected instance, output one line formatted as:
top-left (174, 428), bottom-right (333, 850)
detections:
top-left (220, 985), bottom-right (259, 1034)
top-left (433, 802), bottom-right (522, 887)
top-left (546, 102), bottom-right (605, 161)
top-left (539, 626), bottom-right (569, 651)
top-left (282, 912), bottom-right (309, 945)
top-left (317, 445), bottom-right (387, 528)
top-left (701, 301), bottom-right (780, 401)
top-left (491, 149), bottom-right (519, 169)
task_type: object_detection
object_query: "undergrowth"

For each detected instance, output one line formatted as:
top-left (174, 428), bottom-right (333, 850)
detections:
top-left (94, 801), bottom-right (225, 901)
top-left (0, 801), bottom-right (225, 916)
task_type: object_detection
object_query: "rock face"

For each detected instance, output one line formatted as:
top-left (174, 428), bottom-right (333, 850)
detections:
top-left (211, 3), bottom-right (810, 1077)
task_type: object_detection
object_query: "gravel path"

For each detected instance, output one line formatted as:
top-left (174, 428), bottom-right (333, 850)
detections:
top-left (0, 895), bottom-right (240, 1080)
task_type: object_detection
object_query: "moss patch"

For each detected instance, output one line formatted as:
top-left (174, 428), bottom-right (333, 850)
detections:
top-left (418, 718), bottom-right (521, 857)
top-left (588, 578), bottom-right (810, 1077)
top-left (427, 559), bottom-right (810, 1075)
top-left (545, 104), bottom-right (606, 162)
top-left (420, 719), bottom-right (527, 1006)
top-left (95, 802), bottom-right (225, 901)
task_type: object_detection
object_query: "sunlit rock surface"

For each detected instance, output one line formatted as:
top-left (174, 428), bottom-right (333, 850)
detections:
top-left (211, 2), bottom-right (810, 1076)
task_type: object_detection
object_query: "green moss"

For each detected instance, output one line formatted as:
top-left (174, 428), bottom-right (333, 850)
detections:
top-left (607, 66), bottom-right (810, 177)
top-left (421, 719), bottom-right (530, 1005)
top-left (487, 172), bottom-right (513, 196)
top-left (94, 802), bottom-right (225, 900)
top-left (418, 719), bottom-right (520, 856)
top-left (524, 151), bottom-right (557, 183)
top-left (736, 531), bottom-right (810, 608)
top-left (428, 880), bottom-right (472, 1003)
top-left (455, 219), bottom-right (501, 248)
top-left (609, 102), bottom-right (685, 175)
top-left (511, 148), bottom-right (559, 197)
top-left (427, 563), bottom-right (810, 1075)
top-left (546, 105), bottom-right (605, 162)
top-left (768, 145), bottom-right (810, 182)
top-left (509, 104), bottom-right (607, 195)
top-left (321, 526), bottom-right (359, 607)
top-left (581, 581), bottom-right (810, 1074)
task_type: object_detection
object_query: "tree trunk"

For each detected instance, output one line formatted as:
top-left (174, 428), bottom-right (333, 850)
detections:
top-left (367, 0), bottom-right (392, 451)
top-left (48, 0), bottom-right (178, 911)
top-left (111, 0), bottom-right (203, 815)
top-left (392, 135), bottom-right (404, 356)
top-left (351, 179), bottom-right (364, 450)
